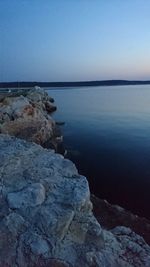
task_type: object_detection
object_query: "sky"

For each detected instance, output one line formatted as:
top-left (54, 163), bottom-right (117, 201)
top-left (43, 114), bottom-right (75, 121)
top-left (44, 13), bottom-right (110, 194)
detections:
top-left (0, 0), bottom-right (150, 82)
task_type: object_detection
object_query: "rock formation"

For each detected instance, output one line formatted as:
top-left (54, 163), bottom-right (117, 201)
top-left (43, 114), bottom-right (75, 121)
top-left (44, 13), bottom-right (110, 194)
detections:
top-left (0, 134), bottom-right (150, 267)
top-left (0, 87), bottom-right (62, 152)
top-left (0, 87), bottom-right (150, 266)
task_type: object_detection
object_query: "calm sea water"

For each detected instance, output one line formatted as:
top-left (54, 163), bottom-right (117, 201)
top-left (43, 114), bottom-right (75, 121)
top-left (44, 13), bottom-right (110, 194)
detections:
top-left (47, 85), bottom-right (150, 219)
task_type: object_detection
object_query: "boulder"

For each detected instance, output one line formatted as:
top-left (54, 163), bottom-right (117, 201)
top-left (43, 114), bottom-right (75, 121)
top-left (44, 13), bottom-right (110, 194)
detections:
top-left (44, 100), bottom-right (57, 113)
top-left (0, 88), bottom-right (61, 152)
top-left (1, 117), bottom-right (54, 145)
top-left (0, 135), bottom-right (150, 267)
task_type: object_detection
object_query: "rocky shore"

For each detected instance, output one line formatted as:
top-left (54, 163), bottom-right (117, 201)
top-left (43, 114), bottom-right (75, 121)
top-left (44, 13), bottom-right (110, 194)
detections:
top-left (0, 87), bottom-right (64, 153)
top-left (91, 195), bottom-right (150, 246)
top-left (0, 87), bottom-right (150, 266)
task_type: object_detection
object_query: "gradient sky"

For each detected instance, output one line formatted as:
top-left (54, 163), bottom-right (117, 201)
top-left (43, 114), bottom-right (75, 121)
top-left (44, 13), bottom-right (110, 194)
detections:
top-left (0, 0), bottom-right (150, 82)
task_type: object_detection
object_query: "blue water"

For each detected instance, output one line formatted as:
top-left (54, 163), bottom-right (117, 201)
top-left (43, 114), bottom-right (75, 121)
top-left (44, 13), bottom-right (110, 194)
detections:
top-left (47, 85), bottom-right (150, 219)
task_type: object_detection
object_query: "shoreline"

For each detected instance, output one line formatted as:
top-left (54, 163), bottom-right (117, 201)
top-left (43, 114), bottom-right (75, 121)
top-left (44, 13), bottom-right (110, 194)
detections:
top-left (1, 79), bottom-right (150, 89)
top-left (91, 194), bottom-right (150, 245)
top-left (0, 87), bottom-right (150, 266)
top-left (1, 86), bottom-right (149, 226)
top-left (0, 86), bottom-right (65, 154)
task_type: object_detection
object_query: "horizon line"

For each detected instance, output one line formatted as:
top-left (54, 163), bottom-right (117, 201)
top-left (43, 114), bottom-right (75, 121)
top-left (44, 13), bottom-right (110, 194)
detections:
top-left (1, 79), bottom-right (150, 83)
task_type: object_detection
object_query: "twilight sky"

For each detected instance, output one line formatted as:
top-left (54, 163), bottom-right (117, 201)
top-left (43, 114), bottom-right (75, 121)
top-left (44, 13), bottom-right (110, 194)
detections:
top-left (0, 0), bottom-right (150, 82)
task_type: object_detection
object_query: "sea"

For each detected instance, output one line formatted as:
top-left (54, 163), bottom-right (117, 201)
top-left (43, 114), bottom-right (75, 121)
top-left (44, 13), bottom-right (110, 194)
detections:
top-left (47, 85), bottom-right (150, 219)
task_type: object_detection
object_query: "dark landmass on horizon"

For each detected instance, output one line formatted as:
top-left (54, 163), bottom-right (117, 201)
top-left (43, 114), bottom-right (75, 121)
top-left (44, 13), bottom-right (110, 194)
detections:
top-left (0, 80), bottom-right (150, 88)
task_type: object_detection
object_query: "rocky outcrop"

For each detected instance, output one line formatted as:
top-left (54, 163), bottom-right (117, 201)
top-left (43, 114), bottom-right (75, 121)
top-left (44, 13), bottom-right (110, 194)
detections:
top-left (0, 134), bottom-right (150, 267)
top-left (0, 87), bottom-right (62, 152)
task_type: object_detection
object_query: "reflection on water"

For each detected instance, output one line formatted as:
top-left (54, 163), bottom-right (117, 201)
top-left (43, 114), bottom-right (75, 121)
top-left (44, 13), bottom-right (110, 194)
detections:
top-left (47, 85), bottom-right (150, 219)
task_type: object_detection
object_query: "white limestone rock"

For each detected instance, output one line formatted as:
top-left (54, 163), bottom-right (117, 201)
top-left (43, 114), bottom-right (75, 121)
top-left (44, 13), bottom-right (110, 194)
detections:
top-left (0, 88), bottom-right (57, 150)
top-left (7, 183), bottom-right (45, 209)
top-left (0, 134), bottom-right (150, 267)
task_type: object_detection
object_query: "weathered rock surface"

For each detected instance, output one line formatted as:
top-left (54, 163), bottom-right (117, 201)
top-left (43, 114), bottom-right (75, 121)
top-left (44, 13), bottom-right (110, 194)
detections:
top-left (0, 134), bottom-right (150, 267)
top-left (0, 87), bottom-right (62, 152)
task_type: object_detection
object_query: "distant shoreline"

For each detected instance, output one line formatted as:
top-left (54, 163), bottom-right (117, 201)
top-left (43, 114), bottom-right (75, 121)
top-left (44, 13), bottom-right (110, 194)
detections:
top-left (0, 80), bottom-right (150, 88)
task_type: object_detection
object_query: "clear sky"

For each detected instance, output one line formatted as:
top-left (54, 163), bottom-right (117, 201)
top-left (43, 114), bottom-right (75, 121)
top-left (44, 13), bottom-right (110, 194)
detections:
top-left (0, 0), bottom-right (150, 82)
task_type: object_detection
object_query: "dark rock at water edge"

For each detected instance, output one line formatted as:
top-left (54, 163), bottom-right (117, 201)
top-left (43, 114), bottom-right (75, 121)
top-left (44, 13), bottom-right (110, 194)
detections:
top-left (56, 121), bottom-right (65, 126)
top-left (91, 194), bottom-right (150, 245)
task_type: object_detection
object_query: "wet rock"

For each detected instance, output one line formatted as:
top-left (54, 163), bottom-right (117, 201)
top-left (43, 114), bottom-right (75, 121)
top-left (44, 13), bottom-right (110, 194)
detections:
top-left (44, 100), bottom-right (57, 113)
top-left (91, 194), bottom-right (150, 245)
top-left (56, 121), bottom-right (65, 126)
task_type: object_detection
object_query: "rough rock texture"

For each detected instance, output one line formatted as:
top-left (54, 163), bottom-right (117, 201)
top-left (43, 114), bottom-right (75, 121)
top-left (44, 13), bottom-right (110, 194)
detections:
top-left (0, 134), bottom-right (150, 267)
top-left (0, 87), bottom-right (63, 152)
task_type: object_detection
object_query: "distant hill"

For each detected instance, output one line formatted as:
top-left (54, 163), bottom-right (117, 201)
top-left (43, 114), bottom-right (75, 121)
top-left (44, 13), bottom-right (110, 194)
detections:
top-left (0, 80), bottom-right (150, 88)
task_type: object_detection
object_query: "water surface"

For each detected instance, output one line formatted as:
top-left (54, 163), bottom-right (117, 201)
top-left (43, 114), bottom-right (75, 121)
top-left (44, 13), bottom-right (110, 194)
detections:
top-left (47, 85), bottom-right (150, 219)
